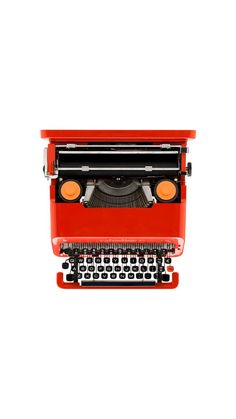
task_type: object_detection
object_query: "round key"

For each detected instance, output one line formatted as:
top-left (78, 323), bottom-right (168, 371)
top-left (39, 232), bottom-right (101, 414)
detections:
top-left (167, 265), bottom-right (174, 273)
top-left (98, 266), bottom-right (104, 272)
top-left (91, 248), bottom-right (97, 255)
top-left (124, 266), bottom-right (130, 272)
top-left (165, 257), bottom-right (172, 264)
top-left (86, 257), bottom-right (93, 264)
top-left (117, 248), bottom-right (123, 254)
top-left (132, 266), bottom-right (138, 272)
top-left (104, 257), bottom-right (110, 264)
top-left (66, 274), bottom-right (73, 281)
top-left (136, 273), bottom-right (143, 279)
top-left (84, 273), bottom-right (91, 279)
top-left (95, 257), bottom-right (101, 264)
top-left (62, 262), bottom-right (69, 269)
top-left (71, 266), bottom-right (77, 271)
top-left (106, 266), bottom-right (112, 272)
top-left (69, 258), bottom-right (74, 263)
top-left (128, 273), bottom-right (134, 279)
top-left (149, 266), bottom-right (156, 272)
top-left (110, 273), bottom-right (117, 279)
top-left (80, 265), bottom-right (86, 272)
top-left (88, 266), bottom-right (95, 272)
top-left (93, 273), bottom-right (99, 279)
top-left (130, 258), bottom-right (137, 264)
top-left (77, 273), bottom-right (82, 280)
top-left (112, 257), bottom-right (119, 263)
top-left (158, 266), bottom-right (165, 272)
top-left (139, 258), bottom-right (145, 264)
top-left (157, 258), bottom-right (162, 264)
top-left (145, 273), bottom-right (151, 279)
top-left (141, 266), bottom-right (147, 272)
top-left (102, 273), bottom-right (108, 279)
top-left (115, 266), bottom-right (121, 272)
top-left (119, 273), bottom-right (126, 279)
top-left (147, 257), bottom-right (154, 264)
top-left (121, 257), bottom-right (128, 263)
top-left (78, 257), bottom-right (84, 264)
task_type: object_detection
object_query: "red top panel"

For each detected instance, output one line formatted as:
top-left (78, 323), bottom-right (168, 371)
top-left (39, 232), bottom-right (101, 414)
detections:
top-left (41, 130), bottom-right (196, 143)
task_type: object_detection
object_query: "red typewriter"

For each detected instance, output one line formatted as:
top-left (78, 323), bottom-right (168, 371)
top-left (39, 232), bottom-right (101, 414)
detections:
top-left (42, 130), bottom-right (195, 289)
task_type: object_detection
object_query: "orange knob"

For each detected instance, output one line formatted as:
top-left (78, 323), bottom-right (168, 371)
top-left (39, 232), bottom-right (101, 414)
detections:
top-left (59, 180), bottom-right (82, 201)
top-left (155, 180), bottom-right (177, 202)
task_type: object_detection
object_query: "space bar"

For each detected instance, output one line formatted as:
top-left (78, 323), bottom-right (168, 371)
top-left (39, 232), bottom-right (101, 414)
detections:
top-left (81, 280), bottom-right (156, 287)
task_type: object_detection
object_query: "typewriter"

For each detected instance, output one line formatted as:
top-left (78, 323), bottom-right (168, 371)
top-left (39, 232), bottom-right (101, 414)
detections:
top-left (42, 130), bottom-right (195, 289)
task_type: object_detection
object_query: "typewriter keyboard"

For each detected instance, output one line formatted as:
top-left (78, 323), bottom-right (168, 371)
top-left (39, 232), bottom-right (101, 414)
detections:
top-left (61, 245), bottom-right (175, 285)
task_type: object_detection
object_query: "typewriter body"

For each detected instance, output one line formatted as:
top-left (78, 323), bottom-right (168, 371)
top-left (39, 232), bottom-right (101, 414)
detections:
top-left (42, 130), bottom-right (195, 289)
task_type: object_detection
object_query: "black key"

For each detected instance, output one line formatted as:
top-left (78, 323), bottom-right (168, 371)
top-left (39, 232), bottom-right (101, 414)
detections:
top-left (71, 266), bottom-right (77, 271)
top-left (78, 257), bottom-right (84, 264)
top-left (119, 273), bottom-right (126, 279)
top-left (80, 265), bottom-right (86, 272)
top-left (104, 257), bottom-right (110, 264)
top-left (165, 258), bottom-right (172, 264)
top-left (141, 266), bottom-right (147, 272)
top-left (148, 257), bottom-right (154, 264)
top-left (117, 248), bottom-right (123, 254)
top-left (157, 258), bottom-right (162, 264)
top-left (112, 257), bottom-right (119, 263)
top-left (121, 257), bottom-right (128, 263)
top-left (124, 266), bottom-right (130, 272)
top-left (91, 248), bottom-right (97, 255)
top-left (158, 266), bottom-right (165, 272)
top-left (110, 273), bottom-right (117, 279)
top-left (115, 266), bottom-right (121, 272)
top-left (136, 273), bottom-right (143, 279)
top-left (84, 273), bottom-right (91, 279)
top-left (149, 266), bottom-right (156, 272)
top-left (128, 273), bottom-right (134, 279)
top-left (154, 273), bottom-right (162, 281)
top-left (88, 266), bottom-right (95, 272)
top-left (69, 258), bottom-right (74, 263)
top-left (108, 249), bottom-right (114, 254)
top-left (162, 274), bottom-right (170, 282)
top-left (66, 274), bottom-right (74, 281)
top-left (106, 266), bottom-right (112, 272)
top-left (132, 266), bottom-right (139, 272)
top-left (145, 273), bottom-right (151, 279)
top-left (62, 262), bottom-right (69, 269)
top-left (95, 257), bottom-right (101, 264)
top-left (93, 273), bottom-right (99, 279)
top-left (82, 248), bottom-right (88, 254)
top-left (86, 257), bottom-right (93, 264)
top-left (77, 273), bottom-right (82, 280)
top-left (102, 273), bottom-right (108, 279)
top-left (161, 249), bottom-right (167, 256)
top-left (98, 266), bottom-right (104, 272)
top-left (130, 258), bottom-right (137, 264)
top-left (139, 258), bottom-right (145, 264)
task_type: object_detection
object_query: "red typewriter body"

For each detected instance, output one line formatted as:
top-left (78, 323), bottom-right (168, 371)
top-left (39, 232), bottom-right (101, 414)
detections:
top-left (42, 130), bottom-right (195, 289)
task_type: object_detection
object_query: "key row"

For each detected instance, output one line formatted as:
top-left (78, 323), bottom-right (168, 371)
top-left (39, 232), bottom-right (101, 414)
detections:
top-left (66, 272), bottom-right (170, 281)
top-left (65, 257), bottom-right (172, 265)
top-left (70, 265), bottom-right (166, 272)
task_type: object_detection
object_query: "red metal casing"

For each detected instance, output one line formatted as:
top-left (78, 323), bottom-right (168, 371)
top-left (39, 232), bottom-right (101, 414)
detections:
top-left (41, 130), bottom-right (195, 289)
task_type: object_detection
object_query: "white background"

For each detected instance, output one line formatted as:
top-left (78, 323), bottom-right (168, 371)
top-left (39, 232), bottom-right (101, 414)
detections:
top-left (0, 1), bottom-right (236, 418)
